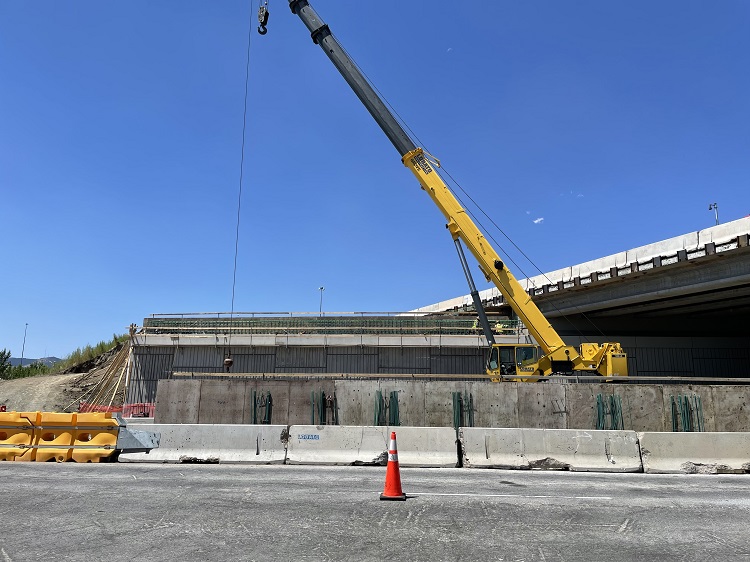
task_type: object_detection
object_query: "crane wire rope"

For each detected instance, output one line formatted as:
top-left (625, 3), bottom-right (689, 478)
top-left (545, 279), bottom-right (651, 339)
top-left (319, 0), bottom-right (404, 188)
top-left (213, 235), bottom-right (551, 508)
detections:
top-left (337, 38), bottom-right (607, 340)
top-left (226, 0), bottom-right (259, 368)
top-left (439, 167), bottom-right (608, 340)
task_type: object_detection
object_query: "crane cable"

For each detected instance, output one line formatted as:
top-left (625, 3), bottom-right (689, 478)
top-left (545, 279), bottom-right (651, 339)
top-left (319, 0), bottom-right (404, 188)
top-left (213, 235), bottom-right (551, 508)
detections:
top-left (440, 167), bottom-right (608, 340)
top-left (226, 0), bottom-right (261, 372)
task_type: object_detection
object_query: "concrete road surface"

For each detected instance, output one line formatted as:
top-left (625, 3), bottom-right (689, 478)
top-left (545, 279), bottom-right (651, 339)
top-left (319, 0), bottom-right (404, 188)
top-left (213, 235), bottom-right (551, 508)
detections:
top-left (1, 464), bottom-right (749, 561)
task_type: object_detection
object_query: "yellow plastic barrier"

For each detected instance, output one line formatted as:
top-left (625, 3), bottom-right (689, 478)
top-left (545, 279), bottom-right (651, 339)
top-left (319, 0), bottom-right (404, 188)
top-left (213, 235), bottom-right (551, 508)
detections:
top-left (71, 413), bottom-right (120, 463)
top-left (35, 412), bottom-right (74, 462)
top-left (0, 411), bottom-right (120, 462)
top-left (0, 412), bottom-right (36, 461)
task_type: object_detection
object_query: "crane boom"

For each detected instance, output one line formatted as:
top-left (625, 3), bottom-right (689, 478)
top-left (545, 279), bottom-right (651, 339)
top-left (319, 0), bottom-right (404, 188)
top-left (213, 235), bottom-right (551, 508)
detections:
top-left (287, 0), bottom-right (628, 380)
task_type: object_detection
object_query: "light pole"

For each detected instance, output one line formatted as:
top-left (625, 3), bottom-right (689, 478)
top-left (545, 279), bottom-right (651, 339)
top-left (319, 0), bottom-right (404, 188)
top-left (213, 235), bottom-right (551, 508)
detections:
top-left (708, 203), bottom-right (719, 226)
top-left (20, 323), bottom-right (28, 367)
top-left (318, 286), bottom-right (325, 316)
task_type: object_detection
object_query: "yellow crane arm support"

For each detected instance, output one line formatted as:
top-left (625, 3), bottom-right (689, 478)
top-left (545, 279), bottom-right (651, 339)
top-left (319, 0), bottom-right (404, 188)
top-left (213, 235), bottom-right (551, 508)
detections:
top-left (403, 149), bottom-right (567, 356)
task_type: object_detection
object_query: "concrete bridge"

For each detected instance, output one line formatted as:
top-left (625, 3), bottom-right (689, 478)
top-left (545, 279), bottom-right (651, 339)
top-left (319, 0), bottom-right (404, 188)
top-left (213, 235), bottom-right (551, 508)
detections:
top-left (416, 216), bottom-right (750, 338)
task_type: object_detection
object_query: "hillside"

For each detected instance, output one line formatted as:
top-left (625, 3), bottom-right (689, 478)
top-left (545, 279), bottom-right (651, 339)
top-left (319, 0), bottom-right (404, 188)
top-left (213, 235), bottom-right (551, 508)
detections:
top-left (0, 344), bottom-right (127, 412)
top-left (9, 357), bottom-right (62, 367)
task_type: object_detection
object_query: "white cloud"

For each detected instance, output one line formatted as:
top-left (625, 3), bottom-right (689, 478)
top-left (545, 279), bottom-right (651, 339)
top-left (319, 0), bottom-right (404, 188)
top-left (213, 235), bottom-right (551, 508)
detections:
top-left (533, 217), bottom-right (544, 224)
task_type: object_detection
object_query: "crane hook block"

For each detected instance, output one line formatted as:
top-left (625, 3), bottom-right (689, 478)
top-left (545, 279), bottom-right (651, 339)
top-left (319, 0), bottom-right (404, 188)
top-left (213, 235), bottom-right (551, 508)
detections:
top-left (257, 3), bottom-right (269, 35)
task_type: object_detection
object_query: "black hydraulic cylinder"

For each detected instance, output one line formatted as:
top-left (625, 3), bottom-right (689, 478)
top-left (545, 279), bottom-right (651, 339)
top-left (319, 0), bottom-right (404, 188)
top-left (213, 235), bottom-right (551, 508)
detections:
top-left (454, 239), bottom-right (496, 347)
top-left (288, 0), bottom-right (417, 157)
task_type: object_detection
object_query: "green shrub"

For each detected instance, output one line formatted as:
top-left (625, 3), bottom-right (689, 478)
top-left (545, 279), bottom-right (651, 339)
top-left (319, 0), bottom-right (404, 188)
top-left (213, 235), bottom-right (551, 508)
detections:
top-left (2, 362), bottom-right (50, 380)
top-left (0, 335), bottom-right (128, 380)
top-left (52, 334), bottom-right (128, 373)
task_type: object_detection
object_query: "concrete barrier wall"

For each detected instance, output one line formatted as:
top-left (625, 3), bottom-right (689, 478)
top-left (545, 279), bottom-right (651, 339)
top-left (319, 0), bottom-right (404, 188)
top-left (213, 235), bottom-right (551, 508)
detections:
top-left (120, 424), bottom-right (457, 466)
top-left (285, 425), bottom-right (457, 467)
top-left (638, 432), bottom-right (750, 474)
top-left (117, 424), bottom-right (750, 474)
top-left (118, 424), bottom-right (288, 464)
top-left (286, 425), bottom-right (388, 465)
top-left (386, 427), bottom-right (458, 467)
top-left (460, 428), bottom-right (642, 472)
top-left (153, 379), bottom-right (750, 431)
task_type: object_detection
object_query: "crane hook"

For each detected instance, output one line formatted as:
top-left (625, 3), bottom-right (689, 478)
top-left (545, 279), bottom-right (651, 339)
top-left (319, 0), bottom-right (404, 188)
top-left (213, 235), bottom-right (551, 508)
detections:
top-left (257, 1), bottom-right (269, 35)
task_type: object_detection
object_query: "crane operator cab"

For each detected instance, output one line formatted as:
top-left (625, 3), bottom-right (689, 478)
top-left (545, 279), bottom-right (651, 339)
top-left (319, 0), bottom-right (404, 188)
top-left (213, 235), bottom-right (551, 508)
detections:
top-left (486, 344), bottom-right (542, 382)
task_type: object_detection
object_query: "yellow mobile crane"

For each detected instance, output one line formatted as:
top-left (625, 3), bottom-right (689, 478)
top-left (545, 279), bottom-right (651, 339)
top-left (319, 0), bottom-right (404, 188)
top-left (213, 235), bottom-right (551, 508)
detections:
top-left (284, 1), bottom-right (628, 381)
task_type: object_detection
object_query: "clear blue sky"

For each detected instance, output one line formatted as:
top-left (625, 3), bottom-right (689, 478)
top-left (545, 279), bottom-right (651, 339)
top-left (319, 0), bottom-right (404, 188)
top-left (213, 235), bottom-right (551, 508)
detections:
top-left (1, 1), bottom-right (748, 359)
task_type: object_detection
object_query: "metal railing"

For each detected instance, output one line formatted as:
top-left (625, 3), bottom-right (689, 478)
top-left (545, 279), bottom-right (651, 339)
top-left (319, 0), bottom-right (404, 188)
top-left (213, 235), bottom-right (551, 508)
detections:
top-left (141, 311), bottom-right (521, 338)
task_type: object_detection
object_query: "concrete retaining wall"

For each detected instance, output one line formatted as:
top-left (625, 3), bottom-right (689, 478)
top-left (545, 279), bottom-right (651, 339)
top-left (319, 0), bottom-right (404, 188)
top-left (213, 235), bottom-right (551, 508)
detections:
top-left (154, 379), bottom-right (750, 432)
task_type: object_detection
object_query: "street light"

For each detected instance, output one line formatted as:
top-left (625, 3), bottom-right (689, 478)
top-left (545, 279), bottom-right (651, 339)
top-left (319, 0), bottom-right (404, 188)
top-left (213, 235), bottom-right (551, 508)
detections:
top-left (20, 323), bottom-right (28, 367)
top-left (318, 286), bottom-right (325, 316)
top-left (708, 203), bottom-right (719, 226)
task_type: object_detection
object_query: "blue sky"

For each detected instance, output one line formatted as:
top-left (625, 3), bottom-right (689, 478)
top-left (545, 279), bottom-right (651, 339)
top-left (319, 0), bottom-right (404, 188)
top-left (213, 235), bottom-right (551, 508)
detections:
top-left (2, 1), bottom-right (748, 359)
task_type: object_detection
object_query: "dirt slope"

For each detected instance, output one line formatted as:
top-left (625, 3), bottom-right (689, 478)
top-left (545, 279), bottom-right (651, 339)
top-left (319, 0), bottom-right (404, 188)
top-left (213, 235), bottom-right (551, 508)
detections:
top-left (0, 345), bottom-right (125, 413)
top-left (0, 372), bottom-right (81, 412)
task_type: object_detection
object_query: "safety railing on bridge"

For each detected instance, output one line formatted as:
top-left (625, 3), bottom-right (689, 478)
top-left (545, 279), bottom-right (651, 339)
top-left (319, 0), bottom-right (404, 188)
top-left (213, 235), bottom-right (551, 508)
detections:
top-left (140, 312), bottom-right (521, 338)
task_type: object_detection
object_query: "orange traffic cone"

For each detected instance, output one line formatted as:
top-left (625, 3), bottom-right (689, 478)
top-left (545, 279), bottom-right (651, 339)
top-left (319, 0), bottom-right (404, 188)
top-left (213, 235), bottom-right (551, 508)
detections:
top-left (380, 431), bottom-right (407, 501)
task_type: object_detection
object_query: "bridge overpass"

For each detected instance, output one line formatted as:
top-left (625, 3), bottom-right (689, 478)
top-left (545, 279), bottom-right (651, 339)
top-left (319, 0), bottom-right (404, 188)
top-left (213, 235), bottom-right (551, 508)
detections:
top-left (416, 216), bottom-right (750, 338)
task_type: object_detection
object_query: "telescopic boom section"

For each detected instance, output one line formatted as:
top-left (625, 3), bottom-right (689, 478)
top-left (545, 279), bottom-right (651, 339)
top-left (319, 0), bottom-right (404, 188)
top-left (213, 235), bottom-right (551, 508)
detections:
top-left (288, 0), bottom-right (568, 356)
top-left (288, 0), bottom-right (415, 157)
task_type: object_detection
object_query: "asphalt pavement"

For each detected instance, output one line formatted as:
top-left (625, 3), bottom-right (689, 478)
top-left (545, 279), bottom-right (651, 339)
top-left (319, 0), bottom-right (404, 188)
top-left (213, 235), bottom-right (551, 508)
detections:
top-left (1, 463), bottom-right (748, 561)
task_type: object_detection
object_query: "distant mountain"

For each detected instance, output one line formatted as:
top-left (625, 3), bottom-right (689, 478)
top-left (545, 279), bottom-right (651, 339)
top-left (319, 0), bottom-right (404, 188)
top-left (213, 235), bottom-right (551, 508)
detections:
top-left (8, 357), bottom-right (61, 367)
